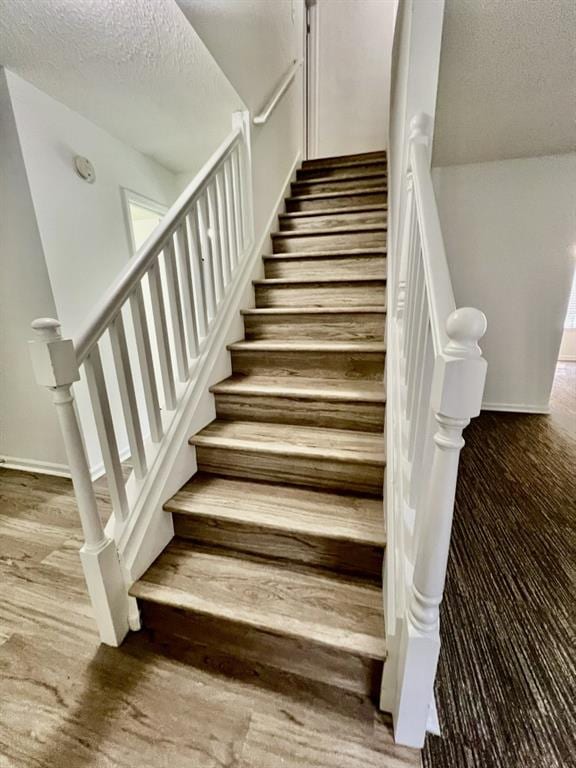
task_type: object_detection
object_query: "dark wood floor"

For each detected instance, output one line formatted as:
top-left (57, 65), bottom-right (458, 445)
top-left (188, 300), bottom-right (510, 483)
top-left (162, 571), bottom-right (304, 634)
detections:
top-left (1, 364), bottom-right (573, 766)
top-left (423, 362), bottom-right (576, 768)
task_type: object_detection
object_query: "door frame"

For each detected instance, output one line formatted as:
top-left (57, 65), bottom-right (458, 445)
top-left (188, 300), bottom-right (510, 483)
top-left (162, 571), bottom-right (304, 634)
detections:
top-left (304, 0), bottom-right (319, 159)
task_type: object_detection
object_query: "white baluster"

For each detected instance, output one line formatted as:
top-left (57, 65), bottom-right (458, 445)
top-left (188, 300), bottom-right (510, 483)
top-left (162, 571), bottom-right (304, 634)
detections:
top-left (223, 158), bottom-right (238, 269)
top-left (215, 168), bottom-right (232, 285)
top-left (109, 312), bottom-right (147, 479)
top-left (230, 146), bottom-right (244, 258)
top-left (392, 307), bottom-right (487, 747)
top-left (206, 181), bottom-right (224, 302)
top-left (196, 194), bottom-right (217, 321)
top-left (29, 318), bottom-right (129, 646)
top-left (233, 110), bottom-right (255, 249)
top-left (186, 210), bottom-right (209, 338)
top-left (163, 234), bottom-right (189, 382)
top-left (147, 262), bottom-right (177, 410)
top-left (129, 284), bottom-right (163, 442)
top-left (84, 343), bottom-right (129, 523)
top-left (175, 220), bottom-right (199, 358)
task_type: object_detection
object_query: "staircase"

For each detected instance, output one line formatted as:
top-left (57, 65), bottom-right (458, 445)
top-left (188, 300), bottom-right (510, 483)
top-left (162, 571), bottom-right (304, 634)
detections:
top-left (129, 150), bottom-right (389, 696)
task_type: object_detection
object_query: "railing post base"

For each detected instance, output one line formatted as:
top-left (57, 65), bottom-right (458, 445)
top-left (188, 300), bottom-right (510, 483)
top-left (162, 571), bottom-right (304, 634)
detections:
top-left (80, 538), bottom-right (130, 646)
top-left (392, 617), bottom-right (440, 748)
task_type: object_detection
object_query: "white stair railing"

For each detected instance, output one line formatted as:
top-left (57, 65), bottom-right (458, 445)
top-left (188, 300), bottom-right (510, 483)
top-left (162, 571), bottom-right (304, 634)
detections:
top-left (29, 112), bottom-right (254, 646)
top-left (381, 113), bottom-right (488, 747)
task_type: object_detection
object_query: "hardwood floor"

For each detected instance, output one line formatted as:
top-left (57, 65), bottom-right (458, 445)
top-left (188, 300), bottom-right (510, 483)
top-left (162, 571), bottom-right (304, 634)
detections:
top-left (0, 470), bottom-right (417, 767)
top-left (423, 362), bottom-right (576, 768)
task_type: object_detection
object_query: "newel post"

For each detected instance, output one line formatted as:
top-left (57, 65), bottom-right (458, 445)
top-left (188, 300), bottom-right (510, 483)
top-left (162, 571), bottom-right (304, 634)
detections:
top-left (233, 109), bottom-right (255, 252)
top-left (393, 308), bottom-right (487, 747)
top-left (29, 318), bottom-right (129, 646)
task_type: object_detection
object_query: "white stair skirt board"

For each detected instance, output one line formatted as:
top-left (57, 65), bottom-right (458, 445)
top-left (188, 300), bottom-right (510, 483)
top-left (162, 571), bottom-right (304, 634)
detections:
top-left (0, 455), bottom-right (71, 478)
top-left (482, 402), bottom-right (551, 415)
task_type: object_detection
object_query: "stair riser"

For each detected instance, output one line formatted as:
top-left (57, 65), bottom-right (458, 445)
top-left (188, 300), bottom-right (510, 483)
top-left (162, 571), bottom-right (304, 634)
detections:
top-left (265, 255), bottom-right (386, 280)
top-left (297, 164), bottom-right (386, 181)
top-left (285, 192), bottom-right (387, 212)
top-left (214, 393), bottom-right (385, 432)
top-left (244, 312), bottom-right (385, 341)
top-left (173, 513), bottom-right (384, 578)
top-left (272, 230), bottom-right (386, 254)
top-left (302, 151), bottom-right (386, 170)
top-left (139, 602), bottom-right (384, 697)
top-left (255, 282), bottom-right (386, 308)
top-left (279, 211), bottom-right (386, 231)
top-left (230, 349), bottom-right (385, 380)
top-left (292, 177), bottom-right (386, 195)
top-left (196, 446), bottom-right (384, 495)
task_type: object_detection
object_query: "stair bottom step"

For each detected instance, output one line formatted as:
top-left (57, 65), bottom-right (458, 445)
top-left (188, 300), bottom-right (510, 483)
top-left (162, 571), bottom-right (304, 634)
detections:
top-left (140, 602), bottom-right (384, 698)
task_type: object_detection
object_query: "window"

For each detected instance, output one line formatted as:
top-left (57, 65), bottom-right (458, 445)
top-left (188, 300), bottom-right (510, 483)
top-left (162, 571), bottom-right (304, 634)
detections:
top-left (122, 190), bottom-right (168, 254)
top-left (565, 271), bottom-right (576, 330)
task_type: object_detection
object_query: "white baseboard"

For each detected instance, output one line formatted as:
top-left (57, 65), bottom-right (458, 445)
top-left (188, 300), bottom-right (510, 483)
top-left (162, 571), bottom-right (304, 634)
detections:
top-left (558, 355), bottom-right (576, 362)
top-left (482, 401), bottom-right (550, 415)
top-left (0, 455), bottom-right (71, 478)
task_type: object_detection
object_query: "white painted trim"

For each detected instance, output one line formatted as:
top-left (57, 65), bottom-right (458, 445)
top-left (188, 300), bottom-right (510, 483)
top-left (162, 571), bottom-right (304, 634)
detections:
top-left (482, 401), bottom-right (551, 415)
top-left (0, 455), bottom-right (71, 478)
top-left (120, 187), bottom-right (168, 256)
top-left (89, 444), bottom-right (133, 482)
top-left (558, 354), bottom-right (576, 362)
top-left (117, 151), bottom-right (302, 584)
top-left (305, 0), bottom-right (320, 159)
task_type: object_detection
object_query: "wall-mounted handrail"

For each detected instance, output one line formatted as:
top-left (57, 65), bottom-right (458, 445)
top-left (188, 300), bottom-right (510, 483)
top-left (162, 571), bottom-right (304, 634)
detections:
top-left (74, 127), bottom-right (242, 362)
top-left (253, 59), bottom-right (302, 125)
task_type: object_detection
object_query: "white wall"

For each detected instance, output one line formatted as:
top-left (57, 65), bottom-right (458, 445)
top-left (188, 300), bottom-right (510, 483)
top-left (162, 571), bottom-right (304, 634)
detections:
top-left (311, 0), bottom-right (397, 158)
top-left (6, 71), bottom-right (182, 471)
top-left (388, 0), bottom-right (445, 301)
top-left (176, 0), bottom-right (305, 238)
top-left (433, 154), bottom-right (576, 412)
top-left (0, 68), bottom-right (68, 472)
top-left (559, 330), bottom-right (576, 362)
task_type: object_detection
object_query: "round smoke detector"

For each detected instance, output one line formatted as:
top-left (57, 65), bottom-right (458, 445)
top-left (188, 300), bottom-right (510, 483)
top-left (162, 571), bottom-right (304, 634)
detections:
top-left (74, 155), bottom-right (96, 183)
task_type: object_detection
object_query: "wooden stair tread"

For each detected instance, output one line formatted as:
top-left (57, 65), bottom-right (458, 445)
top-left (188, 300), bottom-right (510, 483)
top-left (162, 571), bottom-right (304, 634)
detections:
top-left (210, 375), bottom-right (386, 403)
top-left (272, 224), bottom-right (387, 239)
top-left (280, 205), bottom-right (387, 219)
top-left (241, 306), bottom-right (386, 315)
top-left (294, 171), bottom-right (386, 184)
top-left (190, 420), bottom-right (385, 465)
top-left (130, 540), bottom-right (386, 659)
top-left (302, 150), bottom-right (386, 169)
top-left (289, 187), bottom-right (387, 202)
top-left (263, 247), bottom-right (386, 260)
top-left (253, 276), bottom-right (386, 286)
top-left (228, 339), bottom-right (386, 352)
top-left (165, 473), bottom-right (386, 546)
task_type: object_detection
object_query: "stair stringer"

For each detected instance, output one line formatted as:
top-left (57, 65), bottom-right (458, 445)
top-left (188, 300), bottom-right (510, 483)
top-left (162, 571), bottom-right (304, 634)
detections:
top-left (110, 152), bottom-right (301, 587)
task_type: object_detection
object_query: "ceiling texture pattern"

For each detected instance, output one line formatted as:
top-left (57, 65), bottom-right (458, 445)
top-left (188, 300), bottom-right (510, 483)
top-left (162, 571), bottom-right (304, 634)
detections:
top-left (0, 0), bottom-right (242, 173)
top-left (433, 0), bottom-right (576, 167)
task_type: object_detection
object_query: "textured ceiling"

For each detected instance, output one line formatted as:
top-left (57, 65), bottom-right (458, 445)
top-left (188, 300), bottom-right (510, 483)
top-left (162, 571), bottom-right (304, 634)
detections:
top-left (433, 0), bottom-right (576, 167)
top-left (0, 0), bottom-right (243, 173)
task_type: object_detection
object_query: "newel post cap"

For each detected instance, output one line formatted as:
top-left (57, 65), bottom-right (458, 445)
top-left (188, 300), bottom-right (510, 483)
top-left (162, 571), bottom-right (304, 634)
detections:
top-left (409, 112), bottom-right (431, 144)
top-left (29, 317), bottom-right (80, 388)
top-left (445, 307), bottom-right (487, 359)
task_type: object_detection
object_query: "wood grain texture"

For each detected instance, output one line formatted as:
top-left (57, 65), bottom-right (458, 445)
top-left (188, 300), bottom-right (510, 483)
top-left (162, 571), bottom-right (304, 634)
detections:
top-left (254, 278), bottom-right (387, 308)
top-left (0, 468), bottom-right (420, 768)
top-left (422, 361), bottom-right (576, 768)
top-left (242, 308), bottom-right (386, 341)
top-left (229, 340), bottom-right (386, 380)
top-left (264, 254), bottom-right (387, 279)
top-left (286, 190), bottom-right (388, 212)
top-left (214, 392), bottom-right (384, 432)
top-left (296, 166), bottom-right (387, 182)
top-left (302, 150), bottom-right (386, 169)
top-left (272, 227), bottom-right (386, 254)
top-left (292, 176), bottom-right (386, 195)
top-left (278, 208), bottom-right (387, 231)
top-left (130, 541), bottom-right (387, 659)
